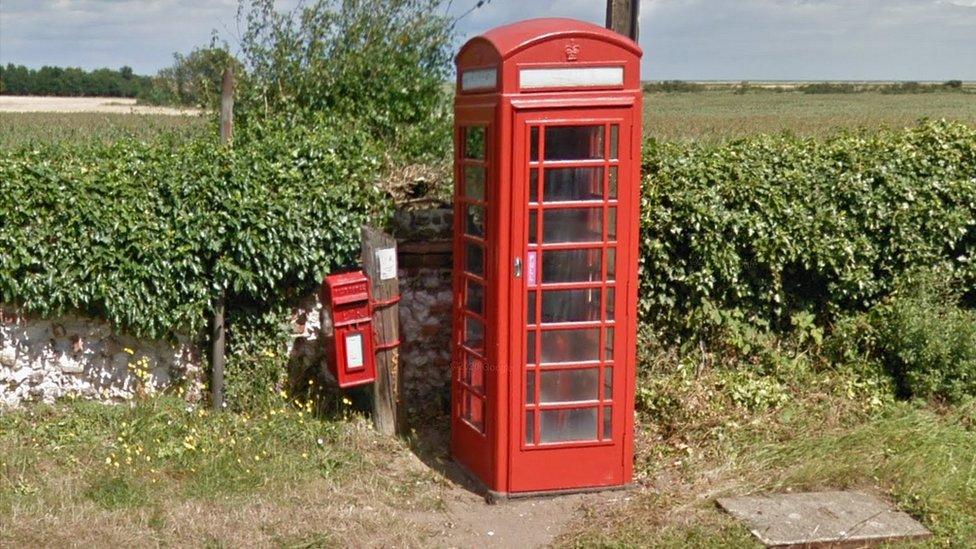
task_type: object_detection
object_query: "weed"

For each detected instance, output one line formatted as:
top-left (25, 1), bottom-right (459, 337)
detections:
top-left (85, 474), bottom-right (150, 510)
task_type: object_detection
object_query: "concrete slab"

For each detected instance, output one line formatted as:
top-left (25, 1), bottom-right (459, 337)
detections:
top-left (717, 491), bottom-right (931, 547)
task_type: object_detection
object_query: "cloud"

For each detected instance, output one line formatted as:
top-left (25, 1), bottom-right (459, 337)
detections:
top-left (1, 0), bottom-right (974, 79)
top-left (0, 0), bottom-right (244, 72)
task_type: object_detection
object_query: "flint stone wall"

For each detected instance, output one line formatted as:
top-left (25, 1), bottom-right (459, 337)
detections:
top-left (0, 306), bottom-right (202, 408)
top-left (392, 208), bottom-right (454, 417)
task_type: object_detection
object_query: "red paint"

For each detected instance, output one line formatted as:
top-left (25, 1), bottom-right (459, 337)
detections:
top-left (322, 271), bottom-right (376, 388)
top-left (451, 18), bottom-right (643, 496)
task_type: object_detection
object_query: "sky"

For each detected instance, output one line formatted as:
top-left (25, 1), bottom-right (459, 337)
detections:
top-left (1, 0), bottom-right (974, 81)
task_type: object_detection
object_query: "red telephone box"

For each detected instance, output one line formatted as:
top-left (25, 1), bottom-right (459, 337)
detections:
top-left (451, 18), bottom-right (642, 499)
top-left (322, 271), bottom-right (376, 388)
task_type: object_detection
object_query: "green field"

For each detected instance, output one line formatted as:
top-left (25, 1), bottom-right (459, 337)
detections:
top-left (0, 112), bottom-right (206, 148)
top-left (645, 90), bottom-right (976, 142)
top-left (3, 90), bottom-right (974, 148)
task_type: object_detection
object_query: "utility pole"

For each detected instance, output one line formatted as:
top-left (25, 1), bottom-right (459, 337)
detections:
top-left (606, 0), bottom-right (640, 42)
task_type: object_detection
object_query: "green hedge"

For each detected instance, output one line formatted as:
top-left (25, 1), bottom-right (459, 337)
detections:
top-left (640, 120), bottom-right (976, 339)
top-left (2, 119), bottom-right (974, 352)
top-left (0, 116), bottom-right (387, 340)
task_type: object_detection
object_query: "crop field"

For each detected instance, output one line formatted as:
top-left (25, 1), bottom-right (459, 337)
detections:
top-left (0, 112), bottom-right (207, 148)
top-left (644, 90), bottom-right (976, 142)
top-left (3, 89), bottom-right (975, 148)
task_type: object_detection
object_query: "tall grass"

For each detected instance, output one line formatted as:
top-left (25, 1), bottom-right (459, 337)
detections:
top-left (749, 403), bottom-right (976, 540)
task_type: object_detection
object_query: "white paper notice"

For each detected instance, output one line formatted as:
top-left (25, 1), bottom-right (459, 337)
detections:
top-left (376, 248), bottom-right (397, 280)
top-left (345, 333), bottom-right (364, 370)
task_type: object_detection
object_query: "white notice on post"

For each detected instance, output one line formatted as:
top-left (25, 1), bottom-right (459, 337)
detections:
top-left (376, 248), bottom-right (397, 280)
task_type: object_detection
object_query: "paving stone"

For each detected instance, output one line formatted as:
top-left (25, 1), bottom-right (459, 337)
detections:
top-left (717, 490), bottom-right (931, 547)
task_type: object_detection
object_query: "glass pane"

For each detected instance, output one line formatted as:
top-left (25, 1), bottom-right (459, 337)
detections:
top-left (540, 328), bottom-right (600, 364)
top-left (529, 169), bottom-right (539, 203)
top-left (465, 127), bottom-right (485, 160)
top-left (527, 331), bottom-right (536, 364)
top-left (603, 367), bottom-right (612, 399)
top-left (465, 354), bottom-right (485, 392)
top-left (540, 368), bottom-right (599, 403)
top-left (465, 243), bottom-right (484, 277)
top-left (530, 127), bottom-right (539, 162)
top-left (541, 289), bottom-right (601, 323)
top-left (526, 372), bottom-right (536, 404)
top-left (604, 326), bottom-right (614, 361)
top-left (609, 125), bottom-right (619, 160)
top-left (605, 287), bottom-right (615, 320)
top-left (540, 408), bottom-right (597, 443)
top-left (543, 167), bottom-right (604, 202)
top-left (602, 406), bottom-right (612, 439)
top-left (465, 317), bottom-right (484, 353)
top-left (543, 208), bottom-right (603, 243)
top-left (527, 291), bottom-right (537, 323)
top-left (544, 126), bottom-right (603, 161)
top-left (543, 249), bottom-right (602, 283)
top-left (609, 167), bottom-right (618, 199)
top-left (525, 411), bottom-right (535, 444)
top-left (606, 249), bottom-right (616, 281)
top-left (464, 166), bottom-right (485, 200)
top-left (466, 280), bottom-right (484, 315)
top-left (463, 392), bottom-right (484, 432)
top-left (608, 207), bottom-right (617, 240)
top-left (465, 204), bottom-right (485, 238)
top-left (528, 210), bottom-right (538, 244)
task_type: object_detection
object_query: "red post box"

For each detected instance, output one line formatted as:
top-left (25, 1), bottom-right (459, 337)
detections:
top-left (322, 271), bottom-right (376, 388)
top-left (451, 18), bottom-right (642, 499)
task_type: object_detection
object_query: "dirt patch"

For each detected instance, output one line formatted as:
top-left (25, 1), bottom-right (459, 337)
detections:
top-left (418, 487), bottom-right (632, 548)
top-left (0, 95), bottom-right (200, 116)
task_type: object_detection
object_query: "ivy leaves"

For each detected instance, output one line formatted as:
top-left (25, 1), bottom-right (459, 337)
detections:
top-left (0, 119), bottom-right (385, 340)
top-left (640, 120), bottom-right (976, 339)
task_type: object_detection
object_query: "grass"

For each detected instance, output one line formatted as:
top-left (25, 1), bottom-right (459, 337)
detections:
top-left (3, 363), bottom-right (973, 546)
top-left (0, 112), bottom-right (207, 148)
top-left (0, 395), bottom-right (446, 546)
top-left (559, 361), bottom-right (976, 547)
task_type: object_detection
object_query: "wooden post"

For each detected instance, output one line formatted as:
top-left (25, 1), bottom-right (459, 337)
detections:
top-left (361, 226), bottom-right (402, 436)
top-left (606, 0), bottom-right (640, 42)
top-left (212, 66), bottom-right (234, 411)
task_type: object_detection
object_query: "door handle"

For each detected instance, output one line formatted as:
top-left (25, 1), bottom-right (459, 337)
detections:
top-left (514, 257), bottom-right (522, 278)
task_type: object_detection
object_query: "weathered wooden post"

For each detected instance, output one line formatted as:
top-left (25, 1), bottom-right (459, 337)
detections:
top-left (361, 226), bottom-right (402, 436)
top-left (212, 66), bottom-right (234, 411)
top-left (606, 0), bottom-right (640, 41)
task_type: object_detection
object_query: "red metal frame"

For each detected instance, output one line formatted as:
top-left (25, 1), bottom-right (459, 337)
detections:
top-left (452, 18), bottom-right (642, 497)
